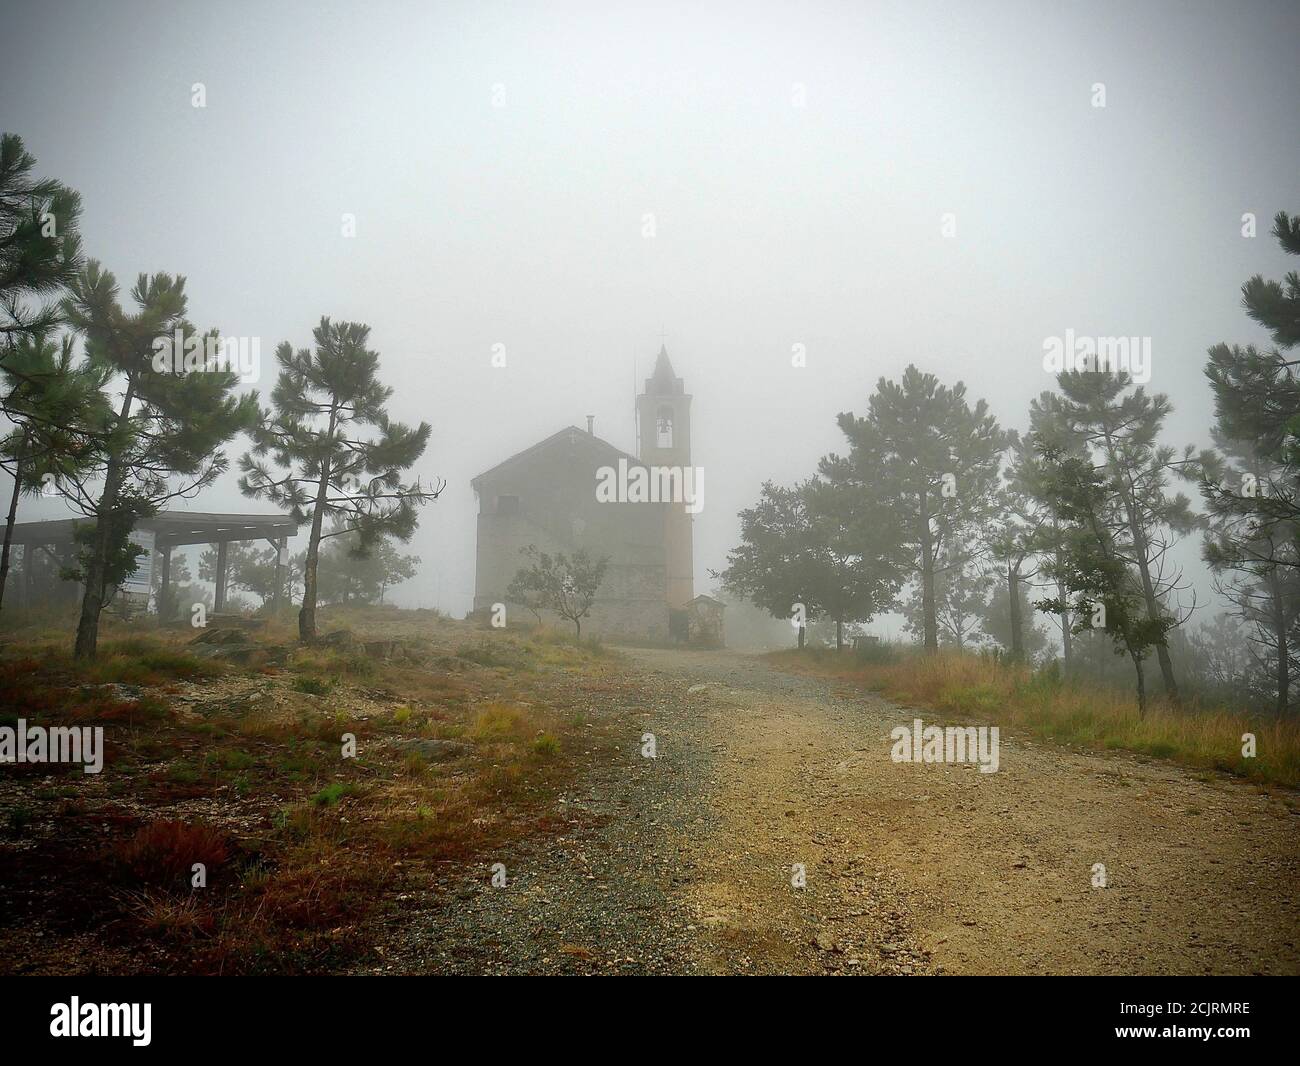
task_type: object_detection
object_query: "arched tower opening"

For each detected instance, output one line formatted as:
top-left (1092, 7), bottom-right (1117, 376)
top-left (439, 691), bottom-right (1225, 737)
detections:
top-left (656, 405), bottom-right (674, 449)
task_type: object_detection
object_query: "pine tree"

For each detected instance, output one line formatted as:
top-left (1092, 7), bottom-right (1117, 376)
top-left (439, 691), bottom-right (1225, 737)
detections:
top-left (1242, 211), bottom-right (1300, 351)
top-left (0, 330), bottom-right (109, 610)
top-left (822, 365), bottom-right (1005, 651)
top-left (1199, 406), bottom-right (1300, 714)
top-left (238, 317), bottom-right (439, 641)
top-left (1024, 390), bottom-right (1087, 668)
top-left (0, 134), bottom-right (82, 359)
top-left (1200, 210), bottom-right (1300, 570)
top-left (1195, 209), bottom-right (1300, 714)
top-left (1034, 444), bottom-right (1173, 716)
top-left (0, 135), bottom-right (90, 607)
top-left (1051, 369), bottom-right (1199, 701)
top-left (59, 263), bottom-right (258, 658)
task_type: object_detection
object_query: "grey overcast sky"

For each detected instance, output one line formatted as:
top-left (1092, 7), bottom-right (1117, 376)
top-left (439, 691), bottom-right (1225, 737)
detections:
top-left (1, 0), bottom-right (1297, 621)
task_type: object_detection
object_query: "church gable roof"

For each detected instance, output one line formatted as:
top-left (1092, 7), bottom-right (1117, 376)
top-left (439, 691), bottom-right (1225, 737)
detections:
top-left (471, 426), bottom-right (641, 491)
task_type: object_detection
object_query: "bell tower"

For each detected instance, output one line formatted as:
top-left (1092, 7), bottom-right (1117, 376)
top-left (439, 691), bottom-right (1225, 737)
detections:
top-left (637, 345), bottom-right (694, 609)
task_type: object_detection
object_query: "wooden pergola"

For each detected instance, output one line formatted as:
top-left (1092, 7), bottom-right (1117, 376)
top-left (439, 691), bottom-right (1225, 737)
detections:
top-left (9, 510), bottom-right (299, 615)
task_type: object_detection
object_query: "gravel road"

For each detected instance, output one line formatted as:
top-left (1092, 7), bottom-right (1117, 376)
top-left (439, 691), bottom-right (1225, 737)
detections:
top-left (374, 647), bottom-right (1300, 975)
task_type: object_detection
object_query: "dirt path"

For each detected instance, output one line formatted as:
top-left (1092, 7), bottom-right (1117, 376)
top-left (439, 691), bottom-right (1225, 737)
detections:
top-left (387, 647), bottom-right (1300, 975)
top-left (644, 648), bottom-right (1300, 976)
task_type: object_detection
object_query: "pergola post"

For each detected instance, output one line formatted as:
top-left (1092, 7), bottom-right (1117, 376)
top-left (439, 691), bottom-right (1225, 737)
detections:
top-left (24, 544), bottom-right (37, 607)
top-left (158, 545), bottom-right (172, 620)
top-left (271, 536), bottom-right (286, 609)
top-left (214, 541), bottom-right (228, 613)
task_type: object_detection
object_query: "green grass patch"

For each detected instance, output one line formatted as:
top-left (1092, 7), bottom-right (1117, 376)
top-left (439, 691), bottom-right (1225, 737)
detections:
top-left (313, 782), bottom-right (361, 807)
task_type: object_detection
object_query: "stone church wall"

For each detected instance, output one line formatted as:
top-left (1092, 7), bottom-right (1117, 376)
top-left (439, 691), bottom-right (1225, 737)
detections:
top-left (473, 432), bottom-right (671, 641)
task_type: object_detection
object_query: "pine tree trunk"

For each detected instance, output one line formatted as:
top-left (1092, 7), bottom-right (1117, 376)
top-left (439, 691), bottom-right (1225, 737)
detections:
top-left (1278, 624), bottom-right (1289, 717)
top-left (918, 491), bottom-right (938, 652)
top-left (1130, 648), bottom-right (1147, 719)
top-left (1054, 532), bottom-right (1071, 669)
top-left (1126, 518), bottom-right (1178, 700)
top-left (75, 386), bottom-right (135, 660)
top-left (797, 623), bottom-right (805, 650)
top-left (836, 615), bottom-right (843, 651)
top-left (298, 409), bottom-right (339, 643)
top-left (1007, 567), bottom-right (1023, 662)
top-left (1153, 635), bottom-right (1177, 701)
top-left (74, 486), bottom-right (115, 660)
top-left (0, 460), bottom-right (22, 613)
top-left (1270, 570), bottom-right (1289, 716)
top-left (1139, 589), bottom-right (1177, 698)
top-left (299, 505), bottom-right (324, 642)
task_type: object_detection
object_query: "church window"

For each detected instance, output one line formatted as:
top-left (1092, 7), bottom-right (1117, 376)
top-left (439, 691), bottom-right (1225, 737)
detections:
top-left (656, 405), bottom-right (674, 448)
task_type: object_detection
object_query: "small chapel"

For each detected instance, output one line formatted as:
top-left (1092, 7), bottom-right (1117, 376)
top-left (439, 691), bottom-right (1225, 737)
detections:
top-left (472, 346), bottom-right (716, 643)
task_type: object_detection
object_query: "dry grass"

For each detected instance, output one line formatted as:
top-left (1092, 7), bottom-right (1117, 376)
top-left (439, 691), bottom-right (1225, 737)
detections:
top-left (771, 647), bottom-right (1300, 788)
top-left (0, 605), bottom-right (620, 974)
top-left (125, 890), bottom-right (217, 938)
top-left (0, 626), bottom-right (223, 688)
top-left (114, 819), bottom-right (234, 886)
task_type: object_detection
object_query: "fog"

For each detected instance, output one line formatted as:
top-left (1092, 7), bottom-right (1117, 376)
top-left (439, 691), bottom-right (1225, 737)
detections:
top-left (2, 0), bottom-right (1297, 624)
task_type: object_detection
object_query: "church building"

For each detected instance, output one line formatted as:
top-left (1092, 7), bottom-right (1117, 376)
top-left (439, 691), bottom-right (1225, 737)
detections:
top-left (471, 346), bottom-right (698, 641)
